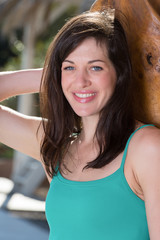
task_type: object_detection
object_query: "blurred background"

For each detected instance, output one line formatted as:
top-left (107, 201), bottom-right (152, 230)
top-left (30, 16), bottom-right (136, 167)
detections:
top-left (0, 0), bottom-right (95, 239)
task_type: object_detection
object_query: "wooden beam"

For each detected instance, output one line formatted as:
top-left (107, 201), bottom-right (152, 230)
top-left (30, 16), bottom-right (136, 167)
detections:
top-left (91, 0), bottom-right (160, 127)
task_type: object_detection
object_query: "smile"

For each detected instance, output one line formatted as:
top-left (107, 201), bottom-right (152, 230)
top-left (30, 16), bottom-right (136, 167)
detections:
top-left (73, 92), bottom-right (97, 103)
top-left (74, 93), bottom-right (96, 98)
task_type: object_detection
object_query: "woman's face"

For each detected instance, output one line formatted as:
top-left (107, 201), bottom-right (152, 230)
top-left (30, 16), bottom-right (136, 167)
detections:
top-left (61, 37), bottom-right (117, 118)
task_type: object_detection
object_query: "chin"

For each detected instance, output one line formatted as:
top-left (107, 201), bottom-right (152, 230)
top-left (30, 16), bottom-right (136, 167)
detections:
top-left (73, 109), bottom-right (98, 118)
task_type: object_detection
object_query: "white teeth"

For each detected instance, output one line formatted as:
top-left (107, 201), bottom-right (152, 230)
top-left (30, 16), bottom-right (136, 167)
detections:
top-left (75, 93), bottom-right (96, 98)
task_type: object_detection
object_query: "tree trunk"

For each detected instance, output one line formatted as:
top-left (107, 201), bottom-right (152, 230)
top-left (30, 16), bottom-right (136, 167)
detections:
top-left (91, 0), bottom-right (160, 127)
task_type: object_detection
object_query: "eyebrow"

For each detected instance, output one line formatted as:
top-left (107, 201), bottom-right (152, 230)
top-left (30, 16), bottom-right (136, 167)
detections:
top-left (63, 60), bottom-right (74, 64)
top-left (88, 60), bottom-right (105, 64)
top-left (63, 59), bottom-right (105, 64)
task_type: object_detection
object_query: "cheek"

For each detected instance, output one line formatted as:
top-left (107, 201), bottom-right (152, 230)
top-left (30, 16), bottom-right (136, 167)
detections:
top-left (100, 74), bottom-right (116, 91)
top-left (61, 72), bottom-right (71, 90)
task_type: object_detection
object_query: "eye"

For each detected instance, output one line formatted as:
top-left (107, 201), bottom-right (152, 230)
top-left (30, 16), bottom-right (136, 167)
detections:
top-left (91, 66), bottom-right (103, 71)
top-left (63, 66), bottom-right (75, 71)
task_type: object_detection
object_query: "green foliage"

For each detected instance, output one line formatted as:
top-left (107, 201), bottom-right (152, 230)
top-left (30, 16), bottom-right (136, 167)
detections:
top-left (1, 57), bottom-right (21, 71)
top-left (1, 96), bottom-right (17, 110)
top-left (34, 5), bottom-right (78, 68)
top-left (0, 143), bottom-right (13, 159)
top-left (1, 4), bottom-right (78, 70)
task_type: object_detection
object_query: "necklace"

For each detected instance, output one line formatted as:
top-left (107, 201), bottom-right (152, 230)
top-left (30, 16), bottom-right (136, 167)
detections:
top-left (72, 134), bottom-right (81, 165)
top-left (75, 135), bottom-right (98, 166)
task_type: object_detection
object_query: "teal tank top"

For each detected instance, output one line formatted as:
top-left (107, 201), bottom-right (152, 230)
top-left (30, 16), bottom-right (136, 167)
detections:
top-left (46, 124), bottom-right (153, 240)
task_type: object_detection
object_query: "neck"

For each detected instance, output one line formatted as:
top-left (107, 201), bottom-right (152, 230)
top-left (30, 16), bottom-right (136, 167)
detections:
top-left (80, 115), bottom-right (99, 144)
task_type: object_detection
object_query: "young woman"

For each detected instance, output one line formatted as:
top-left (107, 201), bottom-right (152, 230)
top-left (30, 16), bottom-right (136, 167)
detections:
top-left (0, 10), bottom-right (160, 240)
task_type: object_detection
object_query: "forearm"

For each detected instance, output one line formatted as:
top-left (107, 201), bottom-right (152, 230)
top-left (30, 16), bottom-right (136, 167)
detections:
top-left (0, 68), bottom-right (43, 102)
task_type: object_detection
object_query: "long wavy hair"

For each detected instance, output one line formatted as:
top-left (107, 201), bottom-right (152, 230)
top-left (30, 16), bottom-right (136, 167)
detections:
top-left (39, 10), bottom-right (135, 178)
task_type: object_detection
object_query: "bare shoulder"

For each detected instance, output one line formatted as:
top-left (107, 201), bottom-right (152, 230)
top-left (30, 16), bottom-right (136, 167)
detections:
top-left (130, 125), bottom-right (160, 238)
top-left (129, 124), bottom-right (160, 192)
top-left (131, 124), bottom-right (160, 159)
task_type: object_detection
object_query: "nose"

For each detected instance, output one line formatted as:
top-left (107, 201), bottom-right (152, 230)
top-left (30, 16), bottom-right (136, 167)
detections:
top-left (76, 69), bottom-right (91, 88)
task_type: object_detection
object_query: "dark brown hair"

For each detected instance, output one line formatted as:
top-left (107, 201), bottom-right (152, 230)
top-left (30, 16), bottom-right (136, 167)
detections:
top-left (40, 10), bottom-right (135, 177)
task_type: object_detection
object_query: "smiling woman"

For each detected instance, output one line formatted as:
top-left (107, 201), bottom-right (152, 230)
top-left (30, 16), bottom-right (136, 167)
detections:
top-left (61, 37), bottom-right (117, 117)
top-left (40, 10), bottom-right (135, 177)
top-left (0, 9), bottom-right (160, 240)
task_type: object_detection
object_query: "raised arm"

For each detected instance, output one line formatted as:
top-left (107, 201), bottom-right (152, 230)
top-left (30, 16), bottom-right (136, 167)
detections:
top-left (0, 68), bottom-right (43, 101)
top-left (0, 68), bottom-right (44, 162)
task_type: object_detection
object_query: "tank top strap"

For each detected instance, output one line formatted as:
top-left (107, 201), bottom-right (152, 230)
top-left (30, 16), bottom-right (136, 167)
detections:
top-left (120, 124), bottom-right (154, 170)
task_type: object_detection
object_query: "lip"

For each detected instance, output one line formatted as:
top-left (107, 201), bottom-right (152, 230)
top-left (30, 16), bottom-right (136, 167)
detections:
top-left (73, 91), bottom-right (97, 103)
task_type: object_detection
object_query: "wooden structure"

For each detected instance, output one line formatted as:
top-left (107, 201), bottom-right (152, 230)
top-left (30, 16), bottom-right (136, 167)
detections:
top-left (91, 0), bottom-right (160, 127)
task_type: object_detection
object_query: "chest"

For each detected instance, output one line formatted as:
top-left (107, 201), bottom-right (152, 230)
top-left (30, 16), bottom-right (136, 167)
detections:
top-left (61, 140), bottom-right (124, 181)
top-left (60, 148), bottom-right (144, 201)
top-left (46, 171), bottom-right (149, 240)
top-left (61, 152), bottom-right (123, 181)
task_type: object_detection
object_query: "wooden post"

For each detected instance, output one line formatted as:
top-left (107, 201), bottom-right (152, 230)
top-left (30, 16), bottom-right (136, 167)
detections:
top-left (91, 0), bottom-right (160, 127)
